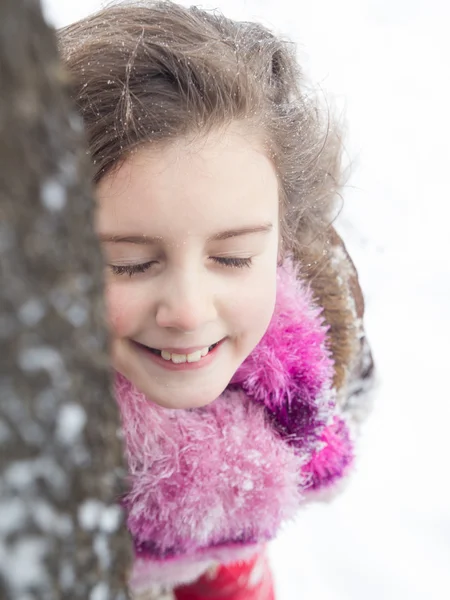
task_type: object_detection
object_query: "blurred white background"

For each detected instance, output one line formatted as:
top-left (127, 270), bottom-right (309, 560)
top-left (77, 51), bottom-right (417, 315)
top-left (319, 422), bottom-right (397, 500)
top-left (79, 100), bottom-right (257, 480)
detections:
top-left (42, 1), bottom-right (450, 598)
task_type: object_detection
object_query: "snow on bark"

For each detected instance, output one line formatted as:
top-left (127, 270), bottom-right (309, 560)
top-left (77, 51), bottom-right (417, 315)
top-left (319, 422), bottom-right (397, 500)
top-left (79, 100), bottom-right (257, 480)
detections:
top-left (0, 0), bottom-right (131, 597)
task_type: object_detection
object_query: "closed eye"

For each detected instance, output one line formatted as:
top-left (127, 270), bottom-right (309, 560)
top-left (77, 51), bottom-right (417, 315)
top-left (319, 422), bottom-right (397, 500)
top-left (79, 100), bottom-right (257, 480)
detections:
top-left (211, 257), bottom-right (252, 268)
top-left (110, 261), bottom-right (156, 276)
top-left (110, 256), bottom-right (252, 276)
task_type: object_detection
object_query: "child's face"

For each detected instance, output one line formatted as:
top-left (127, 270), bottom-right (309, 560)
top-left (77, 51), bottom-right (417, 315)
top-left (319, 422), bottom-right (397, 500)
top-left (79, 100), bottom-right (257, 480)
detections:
top-left (96, 124), bottom-right (280, 409)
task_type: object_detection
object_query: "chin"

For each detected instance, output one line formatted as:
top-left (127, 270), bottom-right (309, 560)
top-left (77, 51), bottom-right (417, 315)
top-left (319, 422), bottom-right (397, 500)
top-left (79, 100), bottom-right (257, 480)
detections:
top-left (142, 379), bottom-right (230, 410)
top-left (152, 389), bottom-right (222, 410)
top-left (142, 394), bottom-right (217, 410)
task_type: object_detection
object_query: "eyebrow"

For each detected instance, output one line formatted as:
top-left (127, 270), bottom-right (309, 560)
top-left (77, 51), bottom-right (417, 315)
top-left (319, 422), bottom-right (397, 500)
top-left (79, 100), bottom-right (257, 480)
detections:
top-left (99, 223), bottom-right (273, 245)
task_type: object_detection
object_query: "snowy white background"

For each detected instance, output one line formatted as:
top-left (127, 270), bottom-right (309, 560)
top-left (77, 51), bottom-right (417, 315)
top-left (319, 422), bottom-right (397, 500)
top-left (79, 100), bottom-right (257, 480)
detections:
top-left (42, 1), bottom-right (450, 598)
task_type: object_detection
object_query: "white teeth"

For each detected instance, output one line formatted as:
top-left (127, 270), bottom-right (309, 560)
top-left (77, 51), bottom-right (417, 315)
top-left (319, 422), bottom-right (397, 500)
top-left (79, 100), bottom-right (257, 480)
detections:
top-left (171, 353), bottom-right (187, 364)
top-left (187, 350), bottom-right (202, 363)
top-left (158, 345), bottom-right (212, 364)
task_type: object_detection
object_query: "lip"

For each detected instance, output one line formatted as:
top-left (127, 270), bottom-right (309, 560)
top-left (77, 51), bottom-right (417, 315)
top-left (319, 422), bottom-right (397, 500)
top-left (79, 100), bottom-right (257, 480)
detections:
top-left (133, 338), bottom-right (225, 371)
top-left (149, 344), bottom-right (218, 354)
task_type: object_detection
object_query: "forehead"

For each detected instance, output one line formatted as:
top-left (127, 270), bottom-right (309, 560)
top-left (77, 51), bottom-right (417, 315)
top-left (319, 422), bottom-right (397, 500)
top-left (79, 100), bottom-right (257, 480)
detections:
top-left (96, 124), bottom-right (279, 239)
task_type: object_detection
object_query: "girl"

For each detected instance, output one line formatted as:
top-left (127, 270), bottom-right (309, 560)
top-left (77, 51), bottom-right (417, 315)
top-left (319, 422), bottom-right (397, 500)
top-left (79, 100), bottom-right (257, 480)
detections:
top-left (58, 2), bottom-right (374, 598)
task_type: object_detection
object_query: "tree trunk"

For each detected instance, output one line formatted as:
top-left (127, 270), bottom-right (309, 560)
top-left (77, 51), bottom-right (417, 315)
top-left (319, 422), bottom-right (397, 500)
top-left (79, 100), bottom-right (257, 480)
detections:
top-left (0, 0), bottom-right (131, 597)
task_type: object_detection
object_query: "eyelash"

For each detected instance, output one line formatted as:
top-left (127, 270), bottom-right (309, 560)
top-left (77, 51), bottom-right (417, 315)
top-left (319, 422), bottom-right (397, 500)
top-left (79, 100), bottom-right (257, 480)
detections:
top-left (110, 262), bottom-right (154, 277)
top-left (110, 257), bottom-right (252, 277)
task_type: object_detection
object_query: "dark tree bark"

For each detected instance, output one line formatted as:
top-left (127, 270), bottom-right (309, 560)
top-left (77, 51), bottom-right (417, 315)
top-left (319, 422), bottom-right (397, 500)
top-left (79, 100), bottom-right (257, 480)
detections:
top-left (0, 0), bottom-right (131, 597)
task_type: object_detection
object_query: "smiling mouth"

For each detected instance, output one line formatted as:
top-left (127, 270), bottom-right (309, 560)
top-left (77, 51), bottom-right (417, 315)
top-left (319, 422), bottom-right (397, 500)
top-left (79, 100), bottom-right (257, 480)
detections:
top-left (137, 341), bottom-right (222, 364)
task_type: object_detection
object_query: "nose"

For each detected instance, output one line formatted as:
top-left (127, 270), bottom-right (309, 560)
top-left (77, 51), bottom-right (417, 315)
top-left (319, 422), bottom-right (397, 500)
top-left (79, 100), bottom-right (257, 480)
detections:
top-left (155, 267), bottom-right (217, 332)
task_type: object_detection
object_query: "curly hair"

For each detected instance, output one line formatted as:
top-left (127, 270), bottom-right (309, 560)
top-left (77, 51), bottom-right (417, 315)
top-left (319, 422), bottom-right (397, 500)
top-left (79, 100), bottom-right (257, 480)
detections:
top-left (58, 0), bottom-right (345, 261)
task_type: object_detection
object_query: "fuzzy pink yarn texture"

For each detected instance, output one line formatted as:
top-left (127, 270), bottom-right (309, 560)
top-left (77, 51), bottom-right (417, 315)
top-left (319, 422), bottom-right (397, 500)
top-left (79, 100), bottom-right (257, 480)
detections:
top-left (231, 259), bottom-right (336, 451)
top-left (117, 380), bottom-right (305, 551)
top-left (117, 377), bottom-right (305, 587)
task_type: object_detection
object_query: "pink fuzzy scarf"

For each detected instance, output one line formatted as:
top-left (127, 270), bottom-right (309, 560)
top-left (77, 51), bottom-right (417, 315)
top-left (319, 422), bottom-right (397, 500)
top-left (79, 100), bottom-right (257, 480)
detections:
top-left (115, 259), bottom-right (354, 591)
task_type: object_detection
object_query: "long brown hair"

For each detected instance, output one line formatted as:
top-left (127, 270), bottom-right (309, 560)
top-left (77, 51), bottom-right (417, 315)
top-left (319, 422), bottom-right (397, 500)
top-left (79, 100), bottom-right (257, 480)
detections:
top-left (58, 0), bottom-right (344, 261)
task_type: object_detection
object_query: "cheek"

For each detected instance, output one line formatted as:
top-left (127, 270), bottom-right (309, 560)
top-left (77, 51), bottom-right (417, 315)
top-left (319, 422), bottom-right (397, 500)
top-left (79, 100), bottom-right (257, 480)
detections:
top-left (229, 269), bottom-right (277, 335)
top-left (251, 282), bottom-right (276, 332)
top-left (105, 284), bottom-right (141, 338)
